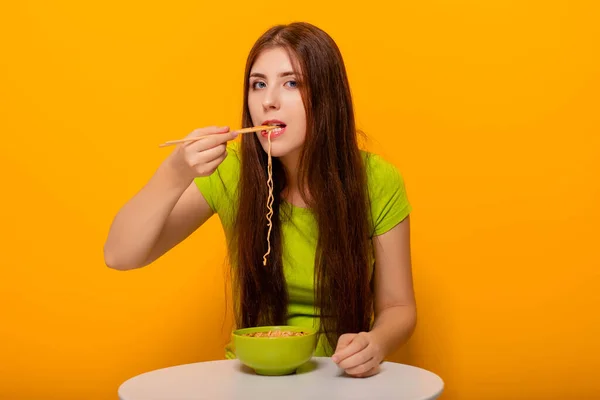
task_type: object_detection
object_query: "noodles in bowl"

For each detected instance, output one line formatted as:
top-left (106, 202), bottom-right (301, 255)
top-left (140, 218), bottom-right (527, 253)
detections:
top-left (232, 325), bottom-right (318, 376)
top-left (241, 330), bottom-right (310, 338)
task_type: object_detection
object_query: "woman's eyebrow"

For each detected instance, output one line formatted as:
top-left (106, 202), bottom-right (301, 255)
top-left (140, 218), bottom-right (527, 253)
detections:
top-left (249, 71), bottom-right (296, 79)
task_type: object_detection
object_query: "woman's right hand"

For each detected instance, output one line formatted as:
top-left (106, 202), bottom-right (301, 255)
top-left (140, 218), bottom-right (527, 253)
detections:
top-left (166, 125), bottom-right (238, 183)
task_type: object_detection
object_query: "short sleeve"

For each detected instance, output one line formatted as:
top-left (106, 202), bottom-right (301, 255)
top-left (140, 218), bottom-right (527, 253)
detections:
top-left (366, 153), bottom-right (412, 237)
top-left (195, 169), bottom-right (217, 213)
top-left (194, 142), bottom-right (241, 215)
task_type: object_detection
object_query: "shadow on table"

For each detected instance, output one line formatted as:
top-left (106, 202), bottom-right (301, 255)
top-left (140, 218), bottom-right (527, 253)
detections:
top-left (236, 359), bottom-right (321, 376)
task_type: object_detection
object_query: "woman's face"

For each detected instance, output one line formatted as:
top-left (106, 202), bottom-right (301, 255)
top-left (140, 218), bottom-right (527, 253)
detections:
top-left (247, 47), bottom-right (307, 161)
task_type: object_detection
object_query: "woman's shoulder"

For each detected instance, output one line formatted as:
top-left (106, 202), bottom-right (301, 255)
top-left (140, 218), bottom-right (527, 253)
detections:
top-left (361, 150), bottom-right (406, 190)
top-left (218, 140), bottom-right (242, 174)
top-left (193, 140), bottom-right (241, 213)
top-left (227, 140), bottom-right (242, 156)
top-left (218, 140), bottom-right (240, 164)
top-left (361, 150), bottom-right (412, 236)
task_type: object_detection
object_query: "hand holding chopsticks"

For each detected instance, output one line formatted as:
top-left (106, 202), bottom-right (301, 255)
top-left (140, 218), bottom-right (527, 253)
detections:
top-left (158, 125), bottom-right (277, 181)
top-left (159, 125), bottom-right (276, 148)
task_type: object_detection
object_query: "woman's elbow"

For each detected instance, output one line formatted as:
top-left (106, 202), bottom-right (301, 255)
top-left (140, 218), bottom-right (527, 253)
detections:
top-left (103, 245), bottom-right (143, 271)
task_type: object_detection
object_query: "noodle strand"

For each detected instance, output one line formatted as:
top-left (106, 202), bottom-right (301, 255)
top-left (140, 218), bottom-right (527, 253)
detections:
top-left (263, 131), bottom-right (274, 266)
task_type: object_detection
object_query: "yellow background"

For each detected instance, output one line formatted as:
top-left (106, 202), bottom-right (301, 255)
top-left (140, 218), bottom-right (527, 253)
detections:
top-left (1, 1), bottom-right (599, 399)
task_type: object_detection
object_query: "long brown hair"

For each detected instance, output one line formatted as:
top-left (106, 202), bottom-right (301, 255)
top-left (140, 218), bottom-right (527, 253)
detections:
top-left (231, 22), bottom-right (372, 351)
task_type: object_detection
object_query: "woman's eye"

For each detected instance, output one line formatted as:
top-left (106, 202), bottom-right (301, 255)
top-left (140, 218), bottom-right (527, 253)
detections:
top-left (285, 80), bottom-right (298, 88)
top-left (252, 81), bottom-right (266, 89)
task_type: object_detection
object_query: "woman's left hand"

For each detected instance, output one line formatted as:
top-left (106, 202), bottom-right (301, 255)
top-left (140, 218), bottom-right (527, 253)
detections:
top-left (331, 332), bottom-right (384, 378)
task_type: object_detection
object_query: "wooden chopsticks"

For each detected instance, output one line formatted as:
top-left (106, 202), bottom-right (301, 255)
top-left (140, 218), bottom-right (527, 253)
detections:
top-left (159, 125), bottom-right (277, 148)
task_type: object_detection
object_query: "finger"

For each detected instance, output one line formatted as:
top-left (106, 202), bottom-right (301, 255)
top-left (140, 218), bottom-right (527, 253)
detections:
top-left (346, 364), bottom-right (380, 378)
top-left (192, 143), bottom-right (227, 164)
top-left (337, 347), bottom-right (374, 370)
top-left (189, 130), bottom-right (238, 152)
top-left (334, 334), bottom-right (355, 353)
top-left (332, 335), bottom-right (368, 364)
top-left (196, 150), bottom-right (227, 176)
top-left (343, 355), bottom-right (375, 374)
top-left (332, 334), bottom-right (355, 363)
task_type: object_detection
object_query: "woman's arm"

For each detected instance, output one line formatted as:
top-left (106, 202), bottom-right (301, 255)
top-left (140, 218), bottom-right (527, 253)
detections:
top-left (103, 126), bottom-right (236, 270)
top-left (332, 216), bottom-right (416, 377)
top-left (103, 162), bottom-right (213, 271)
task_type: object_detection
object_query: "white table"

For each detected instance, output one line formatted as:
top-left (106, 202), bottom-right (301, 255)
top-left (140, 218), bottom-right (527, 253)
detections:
top-left (118, 357), bottom-right (444, 400)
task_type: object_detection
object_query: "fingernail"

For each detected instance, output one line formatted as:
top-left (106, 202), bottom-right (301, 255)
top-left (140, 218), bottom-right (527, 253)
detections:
top-left (332, 356), bottom-right (339, 363)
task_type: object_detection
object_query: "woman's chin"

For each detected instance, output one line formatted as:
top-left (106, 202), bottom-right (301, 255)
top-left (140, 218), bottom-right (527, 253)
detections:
top-left (259, 140), bottom-right (304, 162)
top-left (261, 143), bottom-right (288, 158)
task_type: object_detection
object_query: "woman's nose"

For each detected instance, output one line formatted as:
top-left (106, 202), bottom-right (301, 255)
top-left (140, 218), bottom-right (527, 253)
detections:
top-left (262, 89), bottom-right (280, 110)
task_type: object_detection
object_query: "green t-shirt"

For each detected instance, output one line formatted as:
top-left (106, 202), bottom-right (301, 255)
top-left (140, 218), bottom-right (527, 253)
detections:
top-left (194, 141), bottom-right (411, 358)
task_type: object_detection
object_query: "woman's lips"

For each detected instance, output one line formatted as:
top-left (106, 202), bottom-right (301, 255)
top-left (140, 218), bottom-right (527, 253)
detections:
top-left (261, 125), bottom-right (286, 138)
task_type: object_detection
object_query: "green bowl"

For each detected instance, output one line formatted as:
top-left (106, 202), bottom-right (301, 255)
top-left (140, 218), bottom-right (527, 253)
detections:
top-left (232, 325), bottom-right (318, 376)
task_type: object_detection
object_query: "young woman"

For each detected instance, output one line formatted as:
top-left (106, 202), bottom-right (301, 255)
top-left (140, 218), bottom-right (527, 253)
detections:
top-left (104, 22), bottom-right (416, 378)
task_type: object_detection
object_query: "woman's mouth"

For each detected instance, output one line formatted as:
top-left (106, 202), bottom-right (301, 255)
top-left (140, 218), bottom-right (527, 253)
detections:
top-left (261, 123), bottom-right (286, 138)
